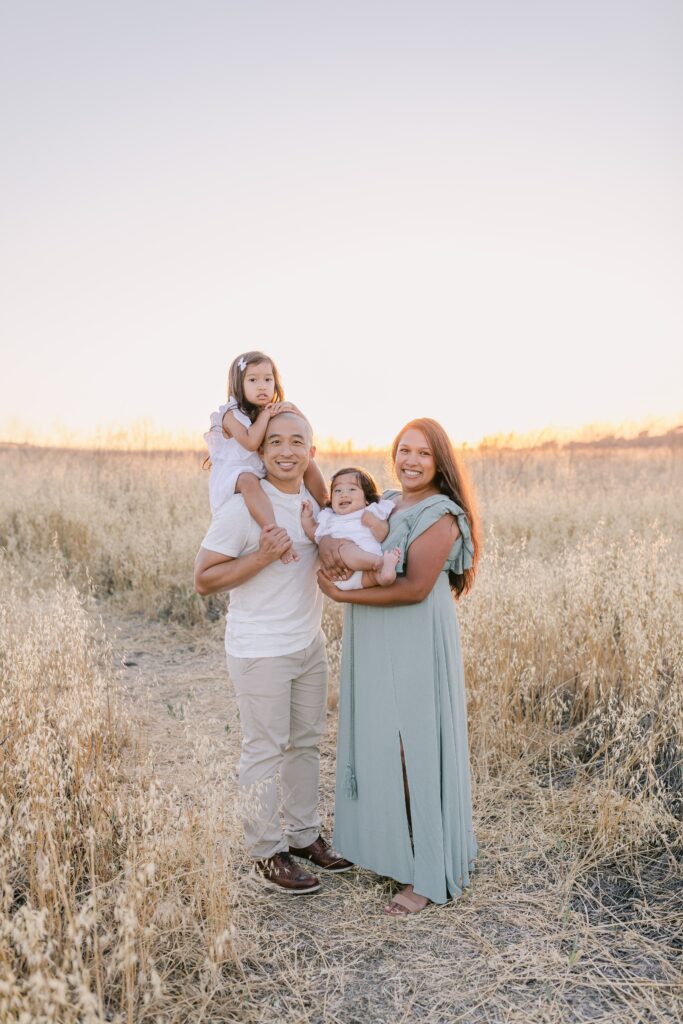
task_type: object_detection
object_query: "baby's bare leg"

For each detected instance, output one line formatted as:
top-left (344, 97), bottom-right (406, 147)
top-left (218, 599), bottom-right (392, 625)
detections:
top-left (236, 474), bottom-right (297, 563)
top-left (337, 540), bottom-right (383, 572)
top-left (361, 547), bottom-right (401, 588)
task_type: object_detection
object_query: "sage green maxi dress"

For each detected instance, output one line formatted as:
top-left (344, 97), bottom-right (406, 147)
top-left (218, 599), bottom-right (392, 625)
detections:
top-left (333, 492), bottom-right (477, 905)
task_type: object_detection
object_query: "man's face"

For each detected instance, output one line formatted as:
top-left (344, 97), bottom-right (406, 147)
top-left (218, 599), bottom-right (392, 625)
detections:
top-left (261, 413), bottom-right (313, 486)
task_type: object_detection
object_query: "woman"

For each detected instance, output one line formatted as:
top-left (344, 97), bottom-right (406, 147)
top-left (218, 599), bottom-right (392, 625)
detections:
top-left (318, 418), bottom-right (480, 915)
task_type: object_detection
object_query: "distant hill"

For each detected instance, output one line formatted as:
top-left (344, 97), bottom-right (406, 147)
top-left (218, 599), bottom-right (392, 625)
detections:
top-left (1, 425), bottom-right (682, 455)
top-left (564, 425), bottom-right (683, 450)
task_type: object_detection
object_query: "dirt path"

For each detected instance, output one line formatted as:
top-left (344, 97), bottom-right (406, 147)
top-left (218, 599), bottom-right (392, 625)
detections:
top-left (107, 612), bottom-right (682, 1024)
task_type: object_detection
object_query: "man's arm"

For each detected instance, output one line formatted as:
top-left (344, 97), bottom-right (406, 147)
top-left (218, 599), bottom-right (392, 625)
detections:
top-left (194, 524), bottom-right (292, 595)
top-left (317, 536), bottom-right (353, 581)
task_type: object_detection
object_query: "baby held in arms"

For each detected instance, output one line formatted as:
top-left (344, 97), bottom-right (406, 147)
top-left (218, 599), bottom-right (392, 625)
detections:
top-left (301, 467), bottom-right (401, 590)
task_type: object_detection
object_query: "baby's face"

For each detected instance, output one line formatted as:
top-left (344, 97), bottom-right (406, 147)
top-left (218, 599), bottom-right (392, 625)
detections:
top-left (330, 474), bottom-right (367, 515)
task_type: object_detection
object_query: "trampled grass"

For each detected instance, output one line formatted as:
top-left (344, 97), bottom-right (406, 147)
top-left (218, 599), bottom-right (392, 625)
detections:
top-left (1, 442), bottom-right (682, 1021)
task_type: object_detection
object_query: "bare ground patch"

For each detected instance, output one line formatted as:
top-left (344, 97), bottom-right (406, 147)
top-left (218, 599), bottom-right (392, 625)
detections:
top-left (109, 612), bottom-right (683, 1024)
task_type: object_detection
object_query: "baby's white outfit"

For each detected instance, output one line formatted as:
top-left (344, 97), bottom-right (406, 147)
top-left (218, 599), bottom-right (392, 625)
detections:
top-left (314, 498), bottom-right (395, 590)
top-left (204, 400), bottom-right (266, 513)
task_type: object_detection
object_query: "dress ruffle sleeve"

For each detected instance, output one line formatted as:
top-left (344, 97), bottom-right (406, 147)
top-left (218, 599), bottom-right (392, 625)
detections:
top-left (203, 401), bottom-right (246, 462)
top-left (382, 492), bottom-right (474, 576)
top-left (203, 401), bottom-right (232, 460)
top-left (369, 497), bottom-right (396, 521)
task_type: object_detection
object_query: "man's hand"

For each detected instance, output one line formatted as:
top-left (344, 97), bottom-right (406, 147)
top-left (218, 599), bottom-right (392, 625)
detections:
top-left (259, 523), bottom-right (293, 563)
top-left (316, 569), bottom-right (347, 601)
top-left (195, 525), bottom-right (294, 595)
top-left (317, 536), bottom-right (353, 582)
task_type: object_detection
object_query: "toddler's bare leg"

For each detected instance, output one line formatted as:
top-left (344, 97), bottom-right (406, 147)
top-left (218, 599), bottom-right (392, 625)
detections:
top-left (236, 474), bottom-right (297, 563)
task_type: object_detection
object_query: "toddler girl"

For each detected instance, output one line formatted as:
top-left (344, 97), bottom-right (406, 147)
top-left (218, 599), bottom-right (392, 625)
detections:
top-left (204, 350), bottom-right (327, 560)
top-left (301, 467), bottom-right (401, 590)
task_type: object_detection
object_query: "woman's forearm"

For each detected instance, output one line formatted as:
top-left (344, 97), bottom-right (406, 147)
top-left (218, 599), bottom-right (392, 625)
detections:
top-left (334, 574), bottom-right (429, 606)
top-left (320, 514), bottom-right (459, 607)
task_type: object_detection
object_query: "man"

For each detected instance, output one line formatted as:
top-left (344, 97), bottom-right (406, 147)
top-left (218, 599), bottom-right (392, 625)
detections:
top-left (194, 411), bottom-right (352, 893)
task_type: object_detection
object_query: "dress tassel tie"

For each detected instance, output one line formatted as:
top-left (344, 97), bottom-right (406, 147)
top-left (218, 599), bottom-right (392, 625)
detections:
top-left (343, 763), bottom-right (358, 799)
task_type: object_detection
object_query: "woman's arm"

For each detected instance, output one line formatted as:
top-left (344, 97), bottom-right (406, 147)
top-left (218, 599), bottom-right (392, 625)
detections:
top-left (317, 514), bottom-right (459, 606)
top-left (222, 407), bottom-right (273, 452)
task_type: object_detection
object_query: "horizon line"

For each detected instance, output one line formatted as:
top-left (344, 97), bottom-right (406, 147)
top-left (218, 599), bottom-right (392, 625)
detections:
top-left (2, 416), bottom-right (682, 456)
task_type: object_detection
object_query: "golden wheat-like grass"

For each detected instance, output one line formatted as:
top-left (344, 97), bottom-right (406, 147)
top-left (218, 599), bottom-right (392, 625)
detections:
top-left (1, 443), bottom-right (682, 1021)
top-left (0, 562), bottom-right (247, 1021)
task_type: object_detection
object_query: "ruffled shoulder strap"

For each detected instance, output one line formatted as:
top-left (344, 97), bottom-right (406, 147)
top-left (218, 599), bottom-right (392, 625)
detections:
top-left (370, 497), bottom-right (396, 520)
top-left (392, 494), bottom-right (474, 575)
top-left (221, 399), bottom-right (251, 427)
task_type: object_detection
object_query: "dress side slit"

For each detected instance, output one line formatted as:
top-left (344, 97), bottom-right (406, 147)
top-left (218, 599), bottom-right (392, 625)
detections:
top-left (399, 734), bottom-right (414, 850)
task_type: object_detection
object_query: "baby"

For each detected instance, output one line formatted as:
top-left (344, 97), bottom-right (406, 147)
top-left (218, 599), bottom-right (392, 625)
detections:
top-left (301, 467), bottom-right (401, 590)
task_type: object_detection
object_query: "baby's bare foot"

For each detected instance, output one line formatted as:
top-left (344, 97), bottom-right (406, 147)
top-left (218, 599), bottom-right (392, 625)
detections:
top-left (377, 547), bottom-right (400, 586)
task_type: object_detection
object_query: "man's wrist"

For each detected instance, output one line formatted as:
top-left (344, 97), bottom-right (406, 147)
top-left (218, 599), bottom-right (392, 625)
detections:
top-left (255, 547), bottom-right (277, 568)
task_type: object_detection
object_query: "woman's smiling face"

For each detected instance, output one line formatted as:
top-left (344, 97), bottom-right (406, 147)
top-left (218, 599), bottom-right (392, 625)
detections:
top-left (394, 428), bottom-right (438, 493)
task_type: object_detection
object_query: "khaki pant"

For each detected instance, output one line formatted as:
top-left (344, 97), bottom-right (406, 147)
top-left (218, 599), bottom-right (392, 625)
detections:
top-left (228, 632), bottom-right (328, 859)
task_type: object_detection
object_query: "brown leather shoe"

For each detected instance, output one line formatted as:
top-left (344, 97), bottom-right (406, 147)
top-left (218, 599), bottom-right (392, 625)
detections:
top-left (289, 836), bottom-right (354, 873)
top-left (250, 852), bottom-right (321, 894)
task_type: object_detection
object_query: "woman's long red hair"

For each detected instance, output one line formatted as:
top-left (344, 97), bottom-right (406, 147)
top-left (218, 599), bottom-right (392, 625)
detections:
top-left (391, 418), bottom-right (480, 597)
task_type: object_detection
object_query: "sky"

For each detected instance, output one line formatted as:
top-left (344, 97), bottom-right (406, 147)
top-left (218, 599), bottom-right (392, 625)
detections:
top-left (1, 0), bottom-right (682, 448)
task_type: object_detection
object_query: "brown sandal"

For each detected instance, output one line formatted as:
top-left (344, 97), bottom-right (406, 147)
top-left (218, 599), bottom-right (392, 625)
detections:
top-left (384, 889), bottom-right (430, 916)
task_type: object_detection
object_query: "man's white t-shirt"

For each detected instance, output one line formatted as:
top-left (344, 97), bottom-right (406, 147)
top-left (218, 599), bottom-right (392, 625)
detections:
top-left (200, 480), bottom-right (323, 658)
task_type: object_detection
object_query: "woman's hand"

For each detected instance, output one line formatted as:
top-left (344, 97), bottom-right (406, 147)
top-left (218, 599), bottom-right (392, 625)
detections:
top-left (317, 536), bottom-right (352, 582)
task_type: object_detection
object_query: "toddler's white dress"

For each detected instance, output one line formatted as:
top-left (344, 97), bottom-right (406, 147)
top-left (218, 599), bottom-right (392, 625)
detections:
top-left (314, 498), bottom-right (395, 590)
top-left (204, 400), bottom-right (266, 513)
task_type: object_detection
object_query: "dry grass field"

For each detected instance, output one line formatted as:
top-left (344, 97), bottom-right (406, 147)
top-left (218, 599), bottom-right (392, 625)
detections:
top-left (1, 442), bottom-right (682, 1023)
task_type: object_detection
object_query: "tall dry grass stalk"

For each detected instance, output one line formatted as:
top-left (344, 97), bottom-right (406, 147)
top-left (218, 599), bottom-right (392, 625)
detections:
top-left (0, 559), bottom-right (246, 1022)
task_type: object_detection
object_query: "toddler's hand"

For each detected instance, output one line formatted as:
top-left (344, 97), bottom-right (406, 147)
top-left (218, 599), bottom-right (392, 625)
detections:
top-left (281, 543), bottom-right (299, 565)
top-left (269, 401), bottom-right (296, 415)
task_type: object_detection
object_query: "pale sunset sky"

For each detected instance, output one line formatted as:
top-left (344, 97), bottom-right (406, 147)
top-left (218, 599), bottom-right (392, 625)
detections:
top-left (1, 1), bottom-right (681, 448)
